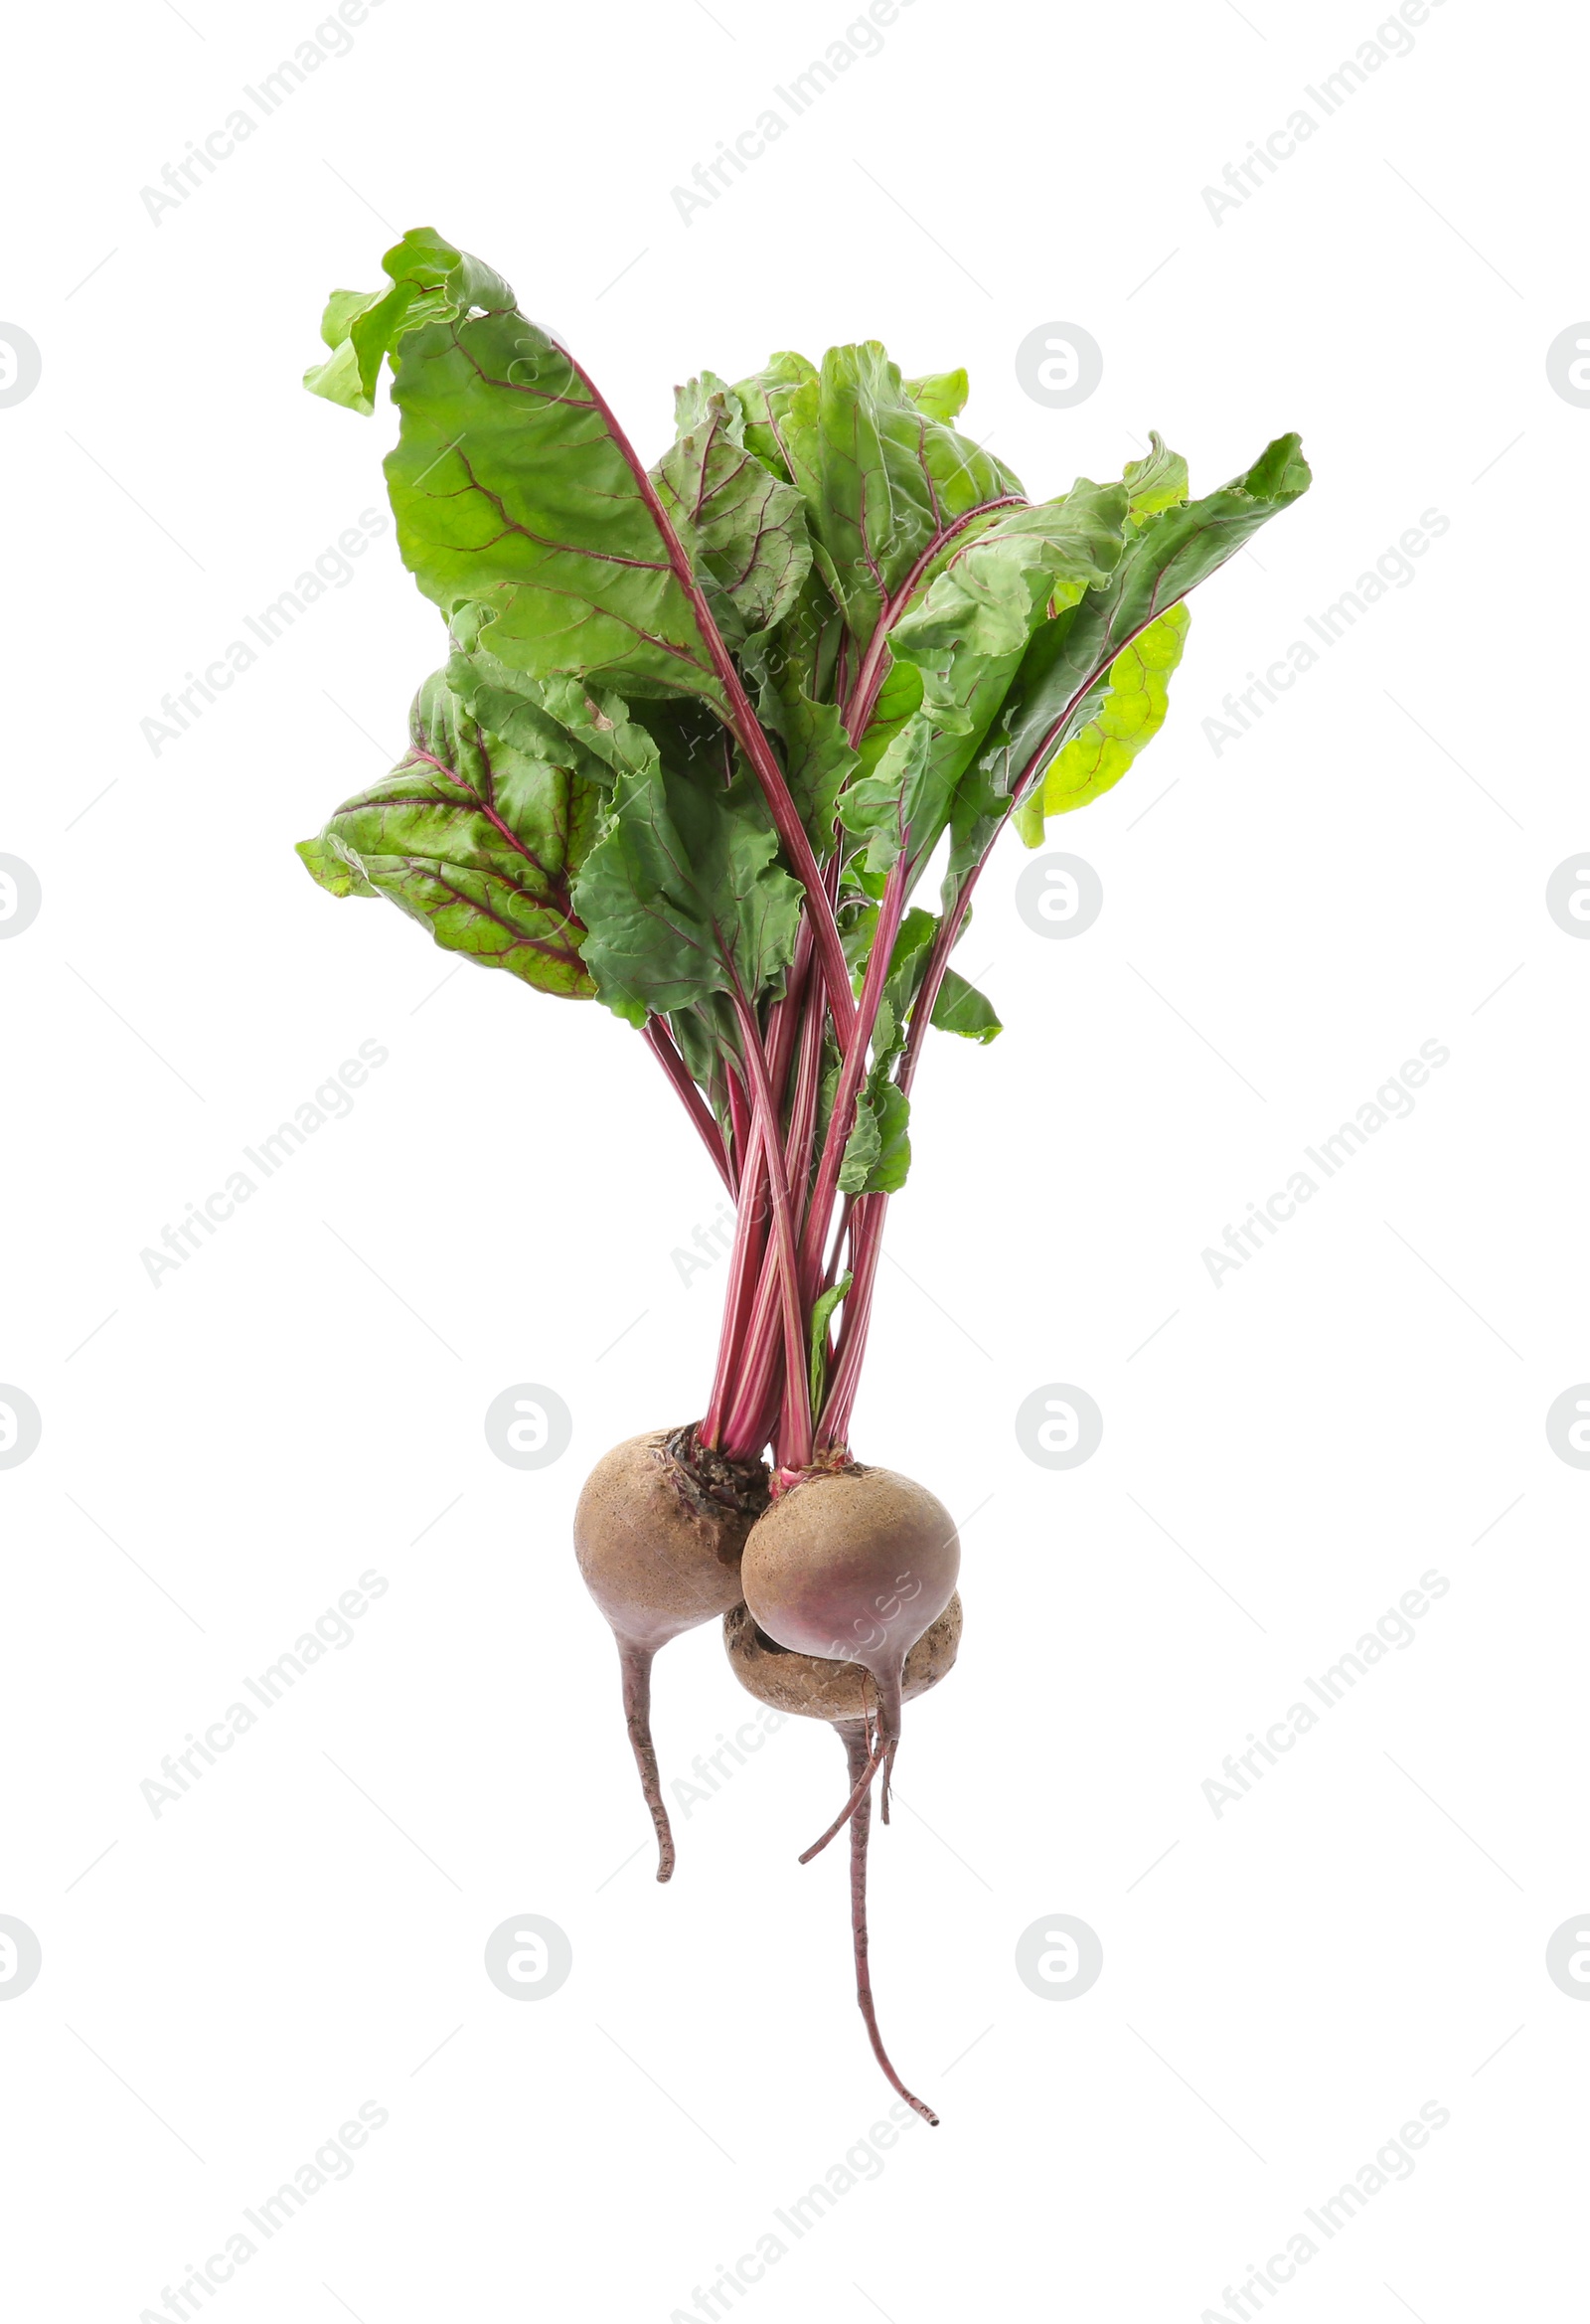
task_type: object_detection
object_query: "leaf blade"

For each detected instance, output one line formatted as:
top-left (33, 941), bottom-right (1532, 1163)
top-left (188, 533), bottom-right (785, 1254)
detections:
top-left (1001, 434), bottom-right (1311, 798)
top-left (306, 229), bottom-right (730, 712)
top-left (297, 670), bottom-right (600, 996)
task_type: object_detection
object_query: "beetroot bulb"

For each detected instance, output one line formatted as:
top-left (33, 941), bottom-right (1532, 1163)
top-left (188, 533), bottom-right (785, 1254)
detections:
top-left (573, 1427), bottom-right (767, 1880)
top-left (739, 1463), bottom-right (961, 1832)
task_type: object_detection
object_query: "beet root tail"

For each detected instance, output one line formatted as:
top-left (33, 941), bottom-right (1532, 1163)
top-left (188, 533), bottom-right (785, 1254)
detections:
top-left (872, 1657), bottom-right (904, 1827)
top-left (618, 1637), bottom-right (675, 1883)
top-left (798, 1728), bottom-right (885, 1865)
top-left (838, 1720), bottom-right (938, 2126)
top-left (799, 1657), bottom-right (905, 1863)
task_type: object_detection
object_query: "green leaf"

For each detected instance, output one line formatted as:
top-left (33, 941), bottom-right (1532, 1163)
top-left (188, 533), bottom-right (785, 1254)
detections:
top-left (837, 712), bottom-right (936, 878)
top-left (297, 830), bottom-right (377, 898)
top-left (809, 1268), bottom-right (853, 1411)
top-left (942, 751), bottom-right (1014, 888)
top-left (667, 1004), bottom-right (734, 1118)
top-left (730, 350), bottom-right (818, 483)
top-left (904, 368), bottom-right (970, 423)
top-left (570, 738), bottom-right (802, 1029)
top-left (652, 374), bottom-right (813, 647)
top-left (881, 906), bottom-right (938, 997)
top-left (762, 562), bottom-right (847, 704)
top-left (1121, 429), bottom-right (1189, 522)
top-left (764, 342), bottom-right (1024, 651)
top-left (889, 485), bottom-right (1129, 721)
top-left (833, 915), bottom-right (921, 1192)
top-left (864, 1079), bottom-right (912, 1193)
top-left (842, 902), bottom-right (1000, 1050)
top-left (1001, 434), bottom-right (1311, 799)
top-left (837, 1085), bottom-right (881, 1193)
top-left (304, 231), bottom-right (514, 415)
top-left (931, 966), bottom-right (1001, 1043)
top-left (296, 670), bottom-right (599, 996)
top-left (732, 562), bottom-right (854, 856)
top-left (444, 605), bottom-right (626, 790)
top-left (538, 674), bottom-right (670, 782)
top-left (305, 228), bottom-right (734, 713)
top-left (1012, 789), bottom-right (1046, 849)
top-left (847, 648), bottom-right (923, 789)
top-left (1037, 601), bottom-right (1191, 820)
top-left (839, 482), bottom-right (1127, 876)
top-left (836, 1073), bottom-right (910, 1195)
top-left (755, 676), bottom-right (856, 855)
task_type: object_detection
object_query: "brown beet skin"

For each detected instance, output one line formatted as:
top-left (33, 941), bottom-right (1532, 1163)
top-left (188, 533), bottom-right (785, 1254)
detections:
top-left (723, 1594), bottom-right (963, 1722)
top-left (574, 1428), bottom-right (766, 1882)
top-left (574, 1430), bottom-right (754, 1648)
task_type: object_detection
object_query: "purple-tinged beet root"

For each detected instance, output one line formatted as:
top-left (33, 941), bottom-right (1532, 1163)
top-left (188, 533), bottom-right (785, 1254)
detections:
top-left (722, 1597), bottom-right (962, 2125)
top-left (740, 1465), bottom-right (960, 1743)
top-left (740, 1462), bottom-right (960, 1843)
top-left (836, 1717), bottom-right (938, 2123)
top-left (574, 1425), bottom-right (767, 1881)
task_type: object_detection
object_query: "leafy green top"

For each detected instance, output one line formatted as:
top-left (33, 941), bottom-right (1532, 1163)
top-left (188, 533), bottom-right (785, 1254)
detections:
top-left (296, 225), bottom-right (1309, 1262)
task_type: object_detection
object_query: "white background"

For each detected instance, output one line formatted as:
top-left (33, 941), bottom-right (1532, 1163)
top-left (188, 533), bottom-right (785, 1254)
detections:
top-left (2, 0), bottom-right (1586, 2316)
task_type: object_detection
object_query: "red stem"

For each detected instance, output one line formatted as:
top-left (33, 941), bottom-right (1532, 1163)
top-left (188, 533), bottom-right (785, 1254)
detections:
top-left (719, 1251), bottom-right (783, 1460)
top-left (719, 953), bottom-right (830, 1459)
top-left (724, 1065), bottom-right (752, 1185)
top-left (763, 920), bottom-right (815, 1118)
top-left (783, 969), bottom-right (828, 1225)
top-left (817, 1195), bottom-right (881, 1448)
top-left (701, 1115), bottom-right (768, 1449)
top-left (797, 850), bottom-right (909, 1304)
top-left (730, 995), bottom-right (812, 1472)
top-left (643, 1019), bottom-right (733, 1195)
top-left (733, 840), bottom-right (908, 1457)
top-left (818, 851), bottom-right (992, 1448)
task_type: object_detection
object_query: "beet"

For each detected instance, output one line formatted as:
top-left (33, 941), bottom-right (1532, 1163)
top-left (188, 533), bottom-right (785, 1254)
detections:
top-left (741, 1463), bottom-right (960, 1746)
top-left (722, 1595), bottom-right (962, 1723)
top-left (574, 1425), bottom-right (767, 1879)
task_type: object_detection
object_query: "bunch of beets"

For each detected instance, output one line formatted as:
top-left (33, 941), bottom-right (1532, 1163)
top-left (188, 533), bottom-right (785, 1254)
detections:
top-left (297, 229), bottom-right (1309, 2117)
